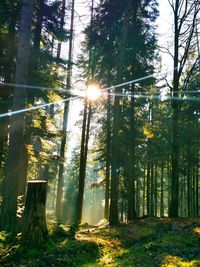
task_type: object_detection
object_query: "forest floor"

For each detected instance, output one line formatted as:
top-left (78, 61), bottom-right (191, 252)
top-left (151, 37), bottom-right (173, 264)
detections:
top-left (0, 217), bottom-right (200, 266)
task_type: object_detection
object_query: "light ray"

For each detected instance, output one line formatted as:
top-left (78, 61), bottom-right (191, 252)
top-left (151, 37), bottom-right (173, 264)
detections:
top-left (0, 96), bottom-right (79, 119)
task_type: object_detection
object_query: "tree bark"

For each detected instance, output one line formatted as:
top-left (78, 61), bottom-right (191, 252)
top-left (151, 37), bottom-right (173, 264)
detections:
top-left (76, 0), bottom-right (94, 225)
top-left (196, 153), bottom-right (199, 216)
top-left (109, 91), bottom-right (120, 225)
top-left (160, 161), bottom-right (164, 217)
top-left (127, 94), bottom-right (136, 221)
top-left (146, 158), bottom-right (150, 216)
top-left (154, 163), bottom-right (158, 217)
top-left (57, 0), bottom-right (66, 58)
top-left (1, 0), bottom-right (34, 232)
top-left (104, 93), bottom-right (111, 220)
top-left (76, 102), bottom-right (92, 224)
top-left (56, 0), bottom-right (74, 223)
top-left (33, 0), bottom-right (44, 52)
top-left (109, 0), bottom-right (133, 226)
top-left (126, 0), bottom-right (139, 221)
top-left (168, 0), bottom-right (199, 218)
top-left (150, 160), bottom-right (154, 216)
top-left (0, 109), bottom-right (8, 171)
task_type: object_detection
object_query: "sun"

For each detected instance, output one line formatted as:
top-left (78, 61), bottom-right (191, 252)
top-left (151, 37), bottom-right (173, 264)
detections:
top-left (86, 84), bottom-right (101, 101)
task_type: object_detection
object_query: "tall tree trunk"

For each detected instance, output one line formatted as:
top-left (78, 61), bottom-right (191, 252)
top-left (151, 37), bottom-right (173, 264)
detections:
top-left (55, 101), bottom-right (69, 222)
top-left (109, 91), bottom-right (120, 225)
top-left (168, 0), bottom-right (199, 218)
top-left (18, 2), bottom-right (44, 201)
top-left (136, 175), bottom-right (140, 216)
top-left (150, 160), bottom-right (154, 216)
top-left (76, 102), bottom-right (92, 224)
top-left (154, 163), bottom-right (158, 217)
top-left (187, 147), bottom-right (191, 217)
top-left (18, 0), bottom-right (44, 201)
top-left (4, 3), bottom-right (17, 83)
top-left (127, 93), bottom-right (136, 221)
top-left (147, 159), bottom-right (150, 216)
top-left (160, 160), bottom-right (164, 217)
top-left (0, 109), bottom-right (9, 172)
top-left (33, 0), bottom-right (44, 52)
top-left (0, 8), bottom-right (17, 182)
top-left (56, 0), bottom-right (75, 223)
top-left (76, 0), bottom-right (94, 225)
top-left (169, 106), bottom-right (179, 217)
top-left (126, 0), bottom-right (139, 222)
top-left (196, 152), bottom-right (199, 216)
top-left (18, 144), bottom-right (29, 196)
top-left (109, 0), bottom-right (133, 226)
top-left (18, 101), bottom-right (35, 198)
top-left (104, 94), bottom-right (111, 220)
top-left (57, 0), bottom-right (66, 58)
top-left (143, 167), bottom-right (146, 216)
top-left (1, 0), bottom-right (34, 232)
top-left (169, 0), bottom-right (180, 218)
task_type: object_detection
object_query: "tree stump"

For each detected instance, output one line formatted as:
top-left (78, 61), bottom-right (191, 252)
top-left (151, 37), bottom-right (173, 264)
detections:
top-left (21, 180), bottom-right (49, 247)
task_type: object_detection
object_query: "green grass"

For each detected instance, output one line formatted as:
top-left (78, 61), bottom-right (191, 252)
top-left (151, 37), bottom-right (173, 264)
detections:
top-left (1, 218), bottom-right (200, 266)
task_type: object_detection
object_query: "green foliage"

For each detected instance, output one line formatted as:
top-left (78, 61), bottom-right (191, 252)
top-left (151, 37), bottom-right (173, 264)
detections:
top-left (0, 231), bottom-right (12, 243)
top-left (0, 0), bottom-right (69, 188)
top-left (1, 219), bottom-right (200, 266)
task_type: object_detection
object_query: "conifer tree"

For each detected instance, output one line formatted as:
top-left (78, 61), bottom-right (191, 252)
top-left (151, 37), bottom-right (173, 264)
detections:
top-left (82, 0), bottom-right (158, 224)
top-left (1, 0), bottom-right (34, 232)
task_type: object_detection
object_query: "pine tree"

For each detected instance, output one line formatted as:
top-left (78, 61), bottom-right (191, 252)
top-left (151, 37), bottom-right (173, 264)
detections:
top-left (82, 0), bottom-right (158, 224)
top-left (1, 0), bottom-right (34, 232)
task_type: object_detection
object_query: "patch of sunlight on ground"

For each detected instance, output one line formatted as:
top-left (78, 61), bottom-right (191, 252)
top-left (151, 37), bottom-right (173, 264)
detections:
top-left (161, 255), bottom-right (200, 267)
top-left (77, 235), bottom-right (121, 247)
top-left (77, 234), bottom-right (125, 266)
top-left (193, 228), bottom-right (200, 236)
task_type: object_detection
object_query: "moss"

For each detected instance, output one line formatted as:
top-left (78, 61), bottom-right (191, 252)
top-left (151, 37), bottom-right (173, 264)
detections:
top-left (161, 255), bottom-right (200, 267)
top-left (1, 219), bottom-right (200, 266)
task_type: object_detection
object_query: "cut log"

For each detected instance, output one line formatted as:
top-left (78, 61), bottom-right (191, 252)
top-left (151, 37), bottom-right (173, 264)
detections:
top-left (21, 180), bottom-right (49, 247)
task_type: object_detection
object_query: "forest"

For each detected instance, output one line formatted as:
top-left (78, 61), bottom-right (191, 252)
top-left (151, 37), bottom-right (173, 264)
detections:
top-left (0, 0), bottom-right (200, 266)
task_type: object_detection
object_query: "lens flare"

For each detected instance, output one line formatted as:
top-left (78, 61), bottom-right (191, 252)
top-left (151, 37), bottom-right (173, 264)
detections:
top-left (86, 84), bottom-right (101, 101)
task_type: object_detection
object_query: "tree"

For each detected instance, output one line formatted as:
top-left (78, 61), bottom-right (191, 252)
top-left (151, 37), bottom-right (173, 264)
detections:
top-left (76, 0), bottom-right (95, 225)
top-left (83, 0), bottom-right (158, 224)
top-left (56, 0), bottom-right (75, 223)
top-left (1, 0), bottom-right (34, 232)
top-left (0, 0), bottom-right (20, 183)
top-left (168, 0), bottom-right (200, 217)
top-left (104, 93), bottom-right (111, 220)
top-left (17, 0), bottom-right (69, 199)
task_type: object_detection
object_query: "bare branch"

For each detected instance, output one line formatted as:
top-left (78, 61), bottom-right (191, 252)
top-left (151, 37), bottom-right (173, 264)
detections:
top-left (168, 0), bottom-right (175, 13)
top-left (157, 45), bottom-right (174, 58)
top-left (182, 54), bottom-right (200, 90)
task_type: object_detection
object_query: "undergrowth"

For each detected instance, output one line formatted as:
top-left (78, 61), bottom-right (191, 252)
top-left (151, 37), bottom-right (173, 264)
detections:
top-left (0, 218), bottom-right (200, 266)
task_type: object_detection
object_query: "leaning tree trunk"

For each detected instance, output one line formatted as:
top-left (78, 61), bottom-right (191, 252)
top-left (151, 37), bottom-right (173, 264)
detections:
top-left (21, 180), bottom-right (49, 247)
